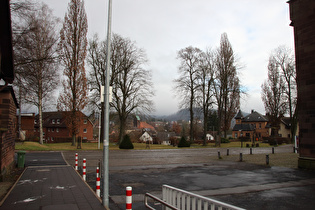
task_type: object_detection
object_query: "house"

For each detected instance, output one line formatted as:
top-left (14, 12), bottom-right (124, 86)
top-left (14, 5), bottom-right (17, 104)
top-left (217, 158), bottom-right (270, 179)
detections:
top-left (232, 110), bottom-right (269, 141)
top-left (157, 131), bottom-right (176, 145)
top-left (278, 117), bottom-right (299, 139)
top-left (139, 131), bottom-right (153, 143)
top-left (33, 111), bottom-right (94, 143)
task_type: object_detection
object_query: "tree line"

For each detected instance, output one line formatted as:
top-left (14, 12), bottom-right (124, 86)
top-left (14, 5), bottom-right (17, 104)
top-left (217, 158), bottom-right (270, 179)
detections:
top-left (174, 33), bottom-right (241, 146)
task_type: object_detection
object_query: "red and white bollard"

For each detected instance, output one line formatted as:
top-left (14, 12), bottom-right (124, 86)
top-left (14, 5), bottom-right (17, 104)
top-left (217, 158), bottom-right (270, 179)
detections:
top-left (96, 167), bottom-right (100, 197)
top-left (126, 186), bottom-right (132, 210)
top-left (82, 158), bottom-right (86, 181)
top-left (75, 153), bottom-right (78, 171)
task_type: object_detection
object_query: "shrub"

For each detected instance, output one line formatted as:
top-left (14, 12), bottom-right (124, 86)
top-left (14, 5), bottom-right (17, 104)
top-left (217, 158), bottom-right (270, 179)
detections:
top-left (178, 136), bottom-right (190, 148)
top-left (119, 134), bottom-right (134, 149)
top-left (221, 138), bottom-right (230, 143)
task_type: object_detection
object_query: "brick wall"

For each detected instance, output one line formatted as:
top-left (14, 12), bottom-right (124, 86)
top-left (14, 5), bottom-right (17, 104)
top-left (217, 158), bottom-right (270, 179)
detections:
top-left (0, 86), bottom-right (18, 179)
top-left (289, 0), bottom-right (315, 168)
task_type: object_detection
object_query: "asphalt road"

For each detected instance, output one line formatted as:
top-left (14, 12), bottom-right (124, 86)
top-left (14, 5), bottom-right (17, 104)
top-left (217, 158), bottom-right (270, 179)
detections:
top-left (61, 145), bottom-right (315, 210)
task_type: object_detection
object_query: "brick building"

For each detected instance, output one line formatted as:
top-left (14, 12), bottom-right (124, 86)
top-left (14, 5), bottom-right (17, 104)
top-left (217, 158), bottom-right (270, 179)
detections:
top-left (34, 111), bottom-right (94, 143)
top-left (0, 86), bottom-right (18, 180)
top-left (232, 110), bottom-right (269, 141)
top-left (289, 0), bottom-right (315, 169)
top-left (0, 0), bottom-right (17, 180)
top-left (19, 113), bottom-right (35, 140)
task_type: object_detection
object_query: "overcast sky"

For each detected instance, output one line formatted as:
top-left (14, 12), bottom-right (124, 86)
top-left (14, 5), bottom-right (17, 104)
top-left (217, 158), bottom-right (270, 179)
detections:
top-left (44, 0), bottom-right (294, 116)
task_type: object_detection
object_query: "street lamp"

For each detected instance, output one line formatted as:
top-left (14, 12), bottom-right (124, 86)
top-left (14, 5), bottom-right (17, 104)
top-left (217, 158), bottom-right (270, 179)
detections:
top-left (102, 0), bottom-right (112, 208)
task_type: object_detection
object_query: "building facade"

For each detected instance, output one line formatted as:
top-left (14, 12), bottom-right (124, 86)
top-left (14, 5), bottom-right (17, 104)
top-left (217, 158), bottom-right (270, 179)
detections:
top-left (289, 0), bottom-right (315, 169)
top-left (232, 110), bottom-right (269, 141)
top-left (34, 111), bottom-right (94, 143)
top-left (0, 86), bottom-right (18, 180)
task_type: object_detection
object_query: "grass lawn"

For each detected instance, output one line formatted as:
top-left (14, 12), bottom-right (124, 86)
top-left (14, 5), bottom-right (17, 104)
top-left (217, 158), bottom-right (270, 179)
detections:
top-left (15, 141), bottom-right (272, 151)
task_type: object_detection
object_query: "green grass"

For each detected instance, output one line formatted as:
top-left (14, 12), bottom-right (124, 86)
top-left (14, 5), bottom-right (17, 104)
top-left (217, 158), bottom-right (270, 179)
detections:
top-left (15, 141), bottom-right (274, 151)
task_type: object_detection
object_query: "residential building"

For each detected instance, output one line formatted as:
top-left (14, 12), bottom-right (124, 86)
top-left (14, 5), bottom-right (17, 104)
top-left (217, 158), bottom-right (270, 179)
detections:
top-left (34, 111), bottom-right (94, 143)
top-left (278, 117), bottom-right (299, 139)
top-left (232, 110), bottom-right (269, 141)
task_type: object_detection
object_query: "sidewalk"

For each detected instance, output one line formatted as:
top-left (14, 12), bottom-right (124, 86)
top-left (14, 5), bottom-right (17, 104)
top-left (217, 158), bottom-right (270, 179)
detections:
top-left (0, 160), bottom-right (106, 210)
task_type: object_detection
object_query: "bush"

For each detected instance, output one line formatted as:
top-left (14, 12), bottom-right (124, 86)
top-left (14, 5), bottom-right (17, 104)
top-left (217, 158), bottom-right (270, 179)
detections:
top-left (221, 138), bottom-right (230, 143)
top-left (119, 134), bottom-right (134, 149)
top-left (178, 136), bottom-right (190, 148)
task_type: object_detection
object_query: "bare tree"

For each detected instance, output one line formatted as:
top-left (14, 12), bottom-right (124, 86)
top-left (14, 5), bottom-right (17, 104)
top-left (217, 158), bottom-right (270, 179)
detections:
top-left (213, 33), bottom-right (241, 145)
top-left (86, 34), bottom-right (106, 111)
top-left (271, 46), bottom-right (297, 142)
top-left (175, 46), bottom-right (202, 143)
top-left (261, 57), bottom-right (287, 136)
top-left (196, 48), bottom-right (215, 145)
top-left (57, 0), bottom-right (88, 146)
top-left (111, 34), bottom-right (154, 144)
top-left (87, 34), bottom-right (154, 144)
top-left (12, 2), bottom-right (60, 144)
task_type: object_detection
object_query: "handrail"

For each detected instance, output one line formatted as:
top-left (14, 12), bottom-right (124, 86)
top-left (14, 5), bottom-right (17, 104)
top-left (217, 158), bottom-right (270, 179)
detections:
top-left (162, 185), bottom-right (246, 210)
top-left (145, 193), bottom-right (179, 210)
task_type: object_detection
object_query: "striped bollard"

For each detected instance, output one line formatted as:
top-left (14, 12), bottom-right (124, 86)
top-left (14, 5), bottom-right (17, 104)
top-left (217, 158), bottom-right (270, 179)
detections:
top-left (126, 186), bottom-right (132, 210)
top-left (96, 167), bottom-right (100, 197)
top-left (83, 158), bottom-right (86, 181)
top-left (75, 153), bottom-right (78, 171)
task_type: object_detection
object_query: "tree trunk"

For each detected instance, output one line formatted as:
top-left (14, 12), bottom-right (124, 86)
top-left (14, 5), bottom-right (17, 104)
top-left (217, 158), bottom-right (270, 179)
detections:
top-left (39, 102), bottom-right (43, 144)
top-left (72, 134), bottom-right (76, 146)
top-left (118, 117), bottom-right (126, 145)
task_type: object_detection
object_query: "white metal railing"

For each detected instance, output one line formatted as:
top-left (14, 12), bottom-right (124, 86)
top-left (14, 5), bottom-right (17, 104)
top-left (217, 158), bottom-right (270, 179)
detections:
top-left (145, 193), bottom-right (179, 210)
top-left (162, 185), bottom-right (246, 210)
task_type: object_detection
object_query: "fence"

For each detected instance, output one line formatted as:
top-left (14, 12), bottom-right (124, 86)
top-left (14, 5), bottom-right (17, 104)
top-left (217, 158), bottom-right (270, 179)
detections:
top-left (162, 185), bottom-right (246, 210)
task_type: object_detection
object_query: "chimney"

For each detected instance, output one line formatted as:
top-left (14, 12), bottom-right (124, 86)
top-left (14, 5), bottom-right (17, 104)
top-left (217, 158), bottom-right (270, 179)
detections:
top-left (251, 109), bottom-right (254, 113)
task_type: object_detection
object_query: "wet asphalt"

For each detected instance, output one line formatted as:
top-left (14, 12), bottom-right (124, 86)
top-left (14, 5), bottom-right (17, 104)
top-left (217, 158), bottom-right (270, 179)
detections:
top-left (62, 145), bottom-right (315, 210)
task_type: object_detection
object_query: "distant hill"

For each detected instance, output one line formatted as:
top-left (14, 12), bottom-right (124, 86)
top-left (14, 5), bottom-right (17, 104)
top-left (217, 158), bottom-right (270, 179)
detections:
top-left (154, 108), bottom-right (204, 121)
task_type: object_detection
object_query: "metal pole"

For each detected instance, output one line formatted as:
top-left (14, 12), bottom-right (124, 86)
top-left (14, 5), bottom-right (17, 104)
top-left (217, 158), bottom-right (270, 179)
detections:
top-left (98, 111), bottom-right (101, 149)
top-left (102, 0), bottom-right (112, 207)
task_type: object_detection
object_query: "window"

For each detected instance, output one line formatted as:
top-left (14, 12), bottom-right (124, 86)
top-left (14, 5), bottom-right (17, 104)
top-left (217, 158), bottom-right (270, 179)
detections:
top-left (235, 133), bottom-right (238, 138)
top-left (259, 123), bottom-right (261, 129)
top-left (52, 128), bottom-right (54, 132)
top-left (83, 128), bottom-right (87, 133)
top-left (57, 119), bottom-right (60, 124)
top-left (48, 128), bottom-right (50, 132)
top-left (34, 120), bottom-right (37, 124)
top-left (56, 128), bottom-right (59, 133)
top-left (84, 119), bottom-right (87, 124)
top-left (52, 119), bottom-right (55, 124)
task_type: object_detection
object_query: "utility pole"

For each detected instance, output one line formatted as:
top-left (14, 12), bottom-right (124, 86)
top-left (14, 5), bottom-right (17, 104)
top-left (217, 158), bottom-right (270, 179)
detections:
top-left (102, 0), bottom-right (112, 208)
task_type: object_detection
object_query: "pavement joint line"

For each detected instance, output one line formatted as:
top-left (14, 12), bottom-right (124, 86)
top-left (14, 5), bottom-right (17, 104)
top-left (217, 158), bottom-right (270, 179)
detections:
top-left (71, 164), bottom-right (103, 203)
top-left (110, 178), bottom-right (315, 204)
top-left (27, 165), bottom-right (69, 169)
